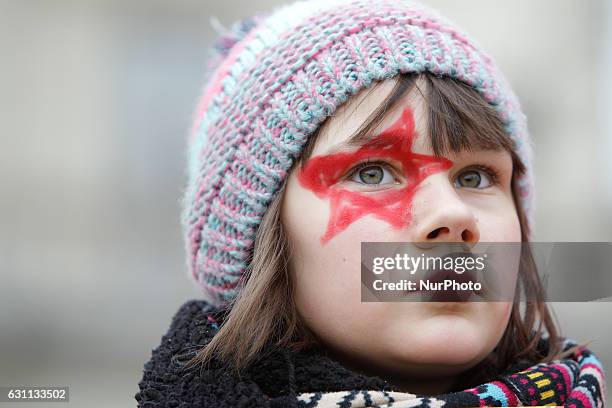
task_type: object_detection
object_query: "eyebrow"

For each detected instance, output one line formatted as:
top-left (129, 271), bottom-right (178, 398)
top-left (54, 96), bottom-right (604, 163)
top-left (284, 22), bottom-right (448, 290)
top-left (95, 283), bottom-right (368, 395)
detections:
top-left (322, 118), bottom-right (513, 158)
top-left (324, 130), bottom-right (382, 155)
top-left (324, 132), bottom-right (514, 162)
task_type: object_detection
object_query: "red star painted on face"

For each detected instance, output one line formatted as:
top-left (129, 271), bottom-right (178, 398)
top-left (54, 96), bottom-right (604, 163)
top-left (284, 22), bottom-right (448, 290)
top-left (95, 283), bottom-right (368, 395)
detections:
top-left (298, 106), bottom-right (453, 244)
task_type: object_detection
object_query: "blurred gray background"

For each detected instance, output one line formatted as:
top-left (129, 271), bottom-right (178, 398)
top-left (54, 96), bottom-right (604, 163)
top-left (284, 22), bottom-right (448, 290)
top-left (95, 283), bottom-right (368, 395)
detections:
top-left (1, 0), bottom-right (611, 406)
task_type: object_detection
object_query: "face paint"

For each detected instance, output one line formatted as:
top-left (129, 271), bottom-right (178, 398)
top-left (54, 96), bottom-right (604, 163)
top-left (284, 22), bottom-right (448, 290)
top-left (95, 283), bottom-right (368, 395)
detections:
top-left (298, 107), bottom-right (453, 244)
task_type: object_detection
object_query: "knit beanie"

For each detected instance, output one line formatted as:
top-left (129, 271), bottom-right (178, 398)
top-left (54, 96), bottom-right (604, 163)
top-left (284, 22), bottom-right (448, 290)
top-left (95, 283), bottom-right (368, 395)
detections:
top-left (181, 0), bottom-right (535, 307)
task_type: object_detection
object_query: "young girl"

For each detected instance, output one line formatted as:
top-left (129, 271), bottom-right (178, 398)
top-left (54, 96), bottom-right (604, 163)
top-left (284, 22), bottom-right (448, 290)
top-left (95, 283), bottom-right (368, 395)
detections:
top-left (136, 0), bottom-right (606, 406)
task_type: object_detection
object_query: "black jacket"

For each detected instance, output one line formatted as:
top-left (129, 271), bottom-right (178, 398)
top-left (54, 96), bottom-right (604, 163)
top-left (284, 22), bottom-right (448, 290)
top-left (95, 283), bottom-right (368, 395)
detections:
top-left (135, 299), bottom-right (395, 407)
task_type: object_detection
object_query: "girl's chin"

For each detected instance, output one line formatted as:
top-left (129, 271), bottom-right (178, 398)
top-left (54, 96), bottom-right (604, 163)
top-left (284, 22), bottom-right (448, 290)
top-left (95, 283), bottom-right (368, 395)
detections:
top-left (385, 314), bottom-right (495, 367)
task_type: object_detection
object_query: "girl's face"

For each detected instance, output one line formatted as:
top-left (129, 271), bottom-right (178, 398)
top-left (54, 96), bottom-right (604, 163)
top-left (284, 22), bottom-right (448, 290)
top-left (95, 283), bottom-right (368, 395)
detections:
top-left (281, 78), bottom-right (521, 390)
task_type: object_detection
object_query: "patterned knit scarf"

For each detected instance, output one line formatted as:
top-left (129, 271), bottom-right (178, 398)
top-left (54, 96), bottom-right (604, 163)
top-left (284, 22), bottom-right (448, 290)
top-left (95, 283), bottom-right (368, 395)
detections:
top-left (136, 300), bottom-right (606, 408)
top-left (296, 340), bottom-right (606, 407)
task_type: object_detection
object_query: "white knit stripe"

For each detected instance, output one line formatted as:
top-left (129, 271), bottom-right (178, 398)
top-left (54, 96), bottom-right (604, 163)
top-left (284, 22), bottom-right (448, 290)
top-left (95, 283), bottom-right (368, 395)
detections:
top-left (296, 390), bottom-right (425, 407)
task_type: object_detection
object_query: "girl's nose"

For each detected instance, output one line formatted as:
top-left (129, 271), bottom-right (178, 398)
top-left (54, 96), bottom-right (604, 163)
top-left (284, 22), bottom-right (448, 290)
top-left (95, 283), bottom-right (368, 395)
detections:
top-left (410, 174), bottom-right (480, 244)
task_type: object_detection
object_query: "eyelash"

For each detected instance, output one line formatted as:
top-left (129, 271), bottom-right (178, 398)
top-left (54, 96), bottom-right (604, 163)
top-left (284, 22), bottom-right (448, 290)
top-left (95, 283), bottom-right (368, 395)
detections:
top-left (345, 160), bottom-right (501, 186)
top-left (463, 164), bottom-right (500, 186)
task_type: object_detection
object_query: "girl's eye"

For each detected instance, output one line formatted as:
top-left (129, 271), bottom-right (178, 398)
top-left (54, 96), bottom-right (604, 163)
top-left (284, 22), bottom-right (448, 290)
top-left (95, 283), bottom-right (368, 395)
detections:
top-left (349, 164), bottom-right (396, 185)
top-left (454, 168), bottom-right (494, 189)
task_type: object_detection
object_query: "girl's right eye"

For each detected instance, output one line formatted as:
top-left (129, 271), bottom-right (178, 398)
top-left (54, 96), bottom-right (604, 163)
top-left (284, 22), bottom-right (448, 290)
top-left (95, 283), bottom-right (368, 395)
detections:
top-left (348, 163), bottom-right (396, 185)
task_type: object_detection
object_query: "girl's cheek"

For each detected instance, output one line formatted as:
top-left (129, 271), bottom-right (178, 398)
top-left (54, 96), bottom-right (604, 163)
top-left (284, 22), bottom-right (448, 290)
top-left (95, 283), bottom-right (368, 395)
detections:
top-left (477, 201), bottom-right (521, 242)
top-left (283, 175), bottom-right (329, 247)
top-left (297, 106), bottom-right (452, 244)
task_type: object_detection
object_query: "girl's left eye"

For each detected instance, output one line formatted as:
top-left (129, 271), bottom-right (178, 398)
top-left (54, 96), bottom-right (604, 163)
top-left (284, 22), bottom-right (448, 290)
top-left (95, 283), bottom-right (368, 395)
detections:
top-left (349, 163), bottom-right (396, 185)
top-left (454, 168), bottom-right (495, 189)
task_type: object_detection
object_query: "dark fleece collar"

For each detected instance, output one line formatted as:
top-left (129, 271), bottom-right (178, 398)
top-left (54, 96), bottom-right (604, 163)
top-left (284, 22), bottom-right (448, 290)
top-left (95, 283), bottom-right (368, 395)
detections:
top-left (136, 300), bottom-right (391, 407)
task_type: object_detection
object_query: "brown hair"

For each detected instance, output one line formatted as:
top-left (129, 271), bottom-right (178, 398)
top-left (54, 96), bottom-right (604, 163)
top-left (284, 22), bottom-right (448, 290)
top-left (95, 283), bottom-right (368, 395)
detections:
top-left (185, 72), bottom-right (564, 387)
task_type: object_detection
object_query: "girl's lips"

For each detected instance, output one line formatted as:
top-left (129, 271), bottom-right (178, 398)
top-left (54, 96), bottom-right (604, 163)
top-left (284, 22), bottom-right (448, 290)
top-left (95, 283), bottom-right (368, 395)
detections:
top-left (403, 255), bottom-right (483, 302)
